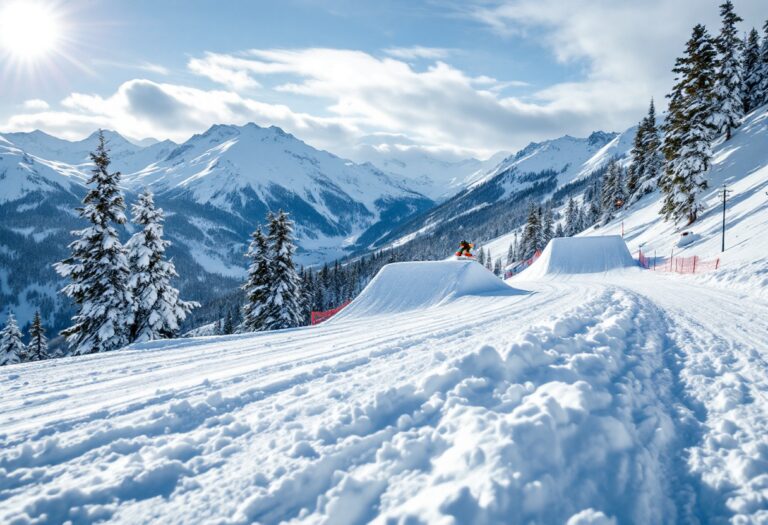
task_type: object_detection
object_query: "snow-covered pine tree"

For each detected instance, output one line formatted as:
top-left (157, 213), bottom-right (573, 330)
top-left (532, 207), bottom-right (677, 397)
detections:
top-left (627, 100), bottom-right (662, 205)
top-left (576, 205), bottom-right (587, 233)
top-left (520, 203), bottom-right (541, 259)
top-left (223, 311), bottom-right (234, 334)
top-left (54, 131), bottom-right (134, 355)
top-left (478, 248), bottom-right (486, 266)
top-left (600, 162), bottom-right (619, 224)
top-left (127, 189), bottom-right (197, 342)
top-left (485, 254), bottom-right (493, 272)
top-left (241, 226), bottom-right (271, 332)
top-left (565, 197), bottom-right (579, 236)
top-left (626, 117), bottom-right (645, 197)
top-left (493, 258), bottom-right (502, 277)
top-left (263, 210), bottom-right (304, 330)
top-left (661, 24), bottom-right (718, 225)
top-left (742, 28), bottom-right (762, 113)
top-left (757, 21), bottom-right (768, 108)
top-left (634, 100), bottom-right (663, 204)
top-left (712, 0), bottom-right (744, 140)
top-left (555, 222), bottom-right (565, 238)
top-left (506, 236), bottom-right (516, 266)
top-left (540, 205), bottom-right (554, 247)
top-left (613, 164), bottom-right (626, 209)
top-left (26, 310), bottom-right (48, 361)
top-left (0, 313), bottom-right (25, 366)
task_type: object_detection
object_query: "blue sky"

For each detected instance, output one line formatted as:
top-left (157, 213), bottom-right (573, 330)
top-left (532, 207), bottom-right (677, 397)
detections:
top-left (1, 0), bottom-right (766, 159)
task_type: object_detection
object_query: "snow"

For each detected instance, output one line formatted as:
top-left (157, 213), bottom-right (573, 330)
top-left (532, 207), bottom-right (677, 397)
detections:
top-left (469, 131), bottom-right (626, 191)
top-left (513, 236), bottom-right (638, 280)
top-left (2, 110), bottom-right (768, 524)
top-left (3, 234), bottom-right (768, 522)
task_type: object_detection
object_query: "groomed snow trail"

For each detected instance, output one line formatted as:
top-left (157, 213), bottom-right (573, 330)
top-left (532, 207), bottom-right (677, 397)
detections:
top-left (1, 263), bottom-right (766, 523)
top-left (615, 276), bottom-right (768, 523)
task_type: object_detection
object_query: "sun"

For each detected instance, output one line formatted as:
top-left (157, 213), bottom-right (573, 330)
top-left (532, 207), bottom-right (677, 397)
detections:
top-left (0, 2), bottom-right (62, 61)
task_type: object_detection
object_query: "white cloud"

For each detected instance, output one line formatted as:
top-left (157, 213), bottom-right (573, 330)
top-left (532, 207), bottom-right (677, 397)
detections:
top-left (92, 59), bottom-right (170, 75)
top-left (9, 0), bottom-right (765, 161)
top-left (4, 79), bottom-right (357, 146)
top-left (184, 48), bottom-right (593, 157)
top-left (383, 46), bottom-right (453, 60)
top-left (22, 99), bottom-right (49, 111)
top-left (465, 0), bottom-right (767, 127)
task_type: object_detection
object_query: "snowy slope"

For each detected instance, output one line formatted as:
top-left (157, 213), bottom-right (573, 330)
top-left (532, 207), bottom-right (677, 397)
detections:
top-left (375, 130), bottom-right (632, 251)
top-left (479, 105), bottom-right (768, 284)
top-left (594, 106), bottom-right (768, 267)
top-left (0, 138), bottom-right (86, 203)
top-left (2, 130), bottom-right (176, 175)
top-left (2, 242), bottom-right (767, 523)
top-left (470, 130), bottom-right (627, 191)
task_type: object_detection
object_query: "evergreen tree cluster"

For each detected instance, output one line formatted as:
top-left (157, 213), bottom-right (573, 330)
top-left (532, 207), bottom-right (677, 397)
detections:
top-left (54, 131), bottom-right (196, 357)
top-left (661, 4), bottom-right (768, 225)
top-left (241, 211), bottom-right (304, 332)
top-left (0, 310), bottom-right (50, 366)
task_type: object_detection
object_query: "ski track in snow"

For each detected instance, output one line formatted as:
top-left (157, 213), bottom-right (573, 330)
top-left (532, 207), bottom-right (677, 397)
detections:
top-left (1, 274), bottom-right (767, 524)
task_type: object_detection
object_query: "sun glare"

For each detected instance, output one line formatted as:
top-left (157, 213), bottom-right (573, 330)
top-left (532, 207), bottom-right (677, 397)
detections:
top-left (0, 2), bottom-right (62, 61)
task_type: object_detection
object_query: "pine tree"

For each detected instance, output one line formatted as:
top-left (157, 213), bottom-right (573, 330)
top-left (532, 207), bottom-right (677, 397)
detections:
top-left (628, 100), bottom-right (663, 205)
top-left (263, 211), bottom-right (304, 330)
top-left (493, 258), bottom-right (502, 277)
top-left (520, 203), bottom-right (541, 259)
top-left (565, 197), bottom-right (579, 236)
top-left (742, 28), bottom-right (762, 113)
top-left (242, 227), bottom-right (271, 332)
top-left (661, 25), bottom-right (718, 224)
top-left (757, 21), bottom-right (768, 108)
top-left (26, 311), bottom-right (48, 361)
top-left (54, 131), bottom-right (134, 354)
top-left (576, 205), bottom-right (587, 233)
top-left (712, 1), bottom-right (744, 140)
top-left (626, 120), bottom-right (645, 197)
top-left (600, 162), bottom-right (621, 224)
top-left (127, 189), bottom-right (197, 342)
top-left (223, 311), bottom-right (234, 335)
top-left (613, 164), bottom-right (626, 209)
top-left (0, 314), bottom-right (25, 366)
top-left (506, 237), bottom-right (516, 266)
top-left (554, 222), bottom-right (565, 238)
top-left (540, 205), bottom-right (554, 247)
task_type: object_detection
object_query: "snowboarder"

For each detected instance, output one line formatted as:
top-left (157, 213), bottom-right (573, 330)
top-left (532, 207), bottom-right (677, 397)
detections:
top-left (455, 240), bottom-right (474, 258)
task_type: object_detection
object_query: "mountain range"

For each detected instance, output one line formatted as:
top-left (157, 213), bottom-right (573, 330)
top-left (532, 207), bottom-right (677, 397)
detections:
top-left (0, 122), bottom-right (633, 333)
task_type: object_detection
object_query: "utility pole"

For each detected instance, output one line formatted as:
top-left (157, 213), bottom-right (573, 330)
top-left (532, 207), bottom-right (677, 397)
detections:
top-left (721, 184), bottom-right (732, 252)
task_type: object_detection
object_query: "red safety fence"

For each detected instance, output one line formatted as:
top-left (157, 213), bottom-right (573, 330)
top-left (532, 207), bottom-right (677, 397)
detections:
top-left (638, 249), bottom-right (720, 274)
top-left (504, 250), bottom-right (542, 279)
top-left (311, 300), bottom-right (351, 325)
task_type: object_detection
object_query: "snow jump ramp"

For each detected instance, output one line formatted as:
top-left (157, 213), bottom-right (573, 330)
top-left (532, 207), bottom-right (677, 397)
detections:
top-left (515, 235), bottom-right (638, 280)
top-left (333, 260), bottom-right (520, 321)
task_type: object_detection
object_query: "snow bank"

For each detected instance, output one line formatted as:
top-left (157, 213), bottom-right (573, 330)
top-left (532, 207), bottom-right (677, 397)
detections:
top-left (334, 260), bottom-right (518, 320)
top-left (516, 236), bottom-right (638, 279)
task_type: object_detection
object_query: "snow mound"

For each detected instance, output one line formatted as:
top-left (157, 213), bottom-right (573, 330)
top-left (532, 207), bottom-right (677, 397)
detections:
top-left (334, 260), bottom-right (517, 320)
top-left (517, 236), bottom-right (638, 279)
